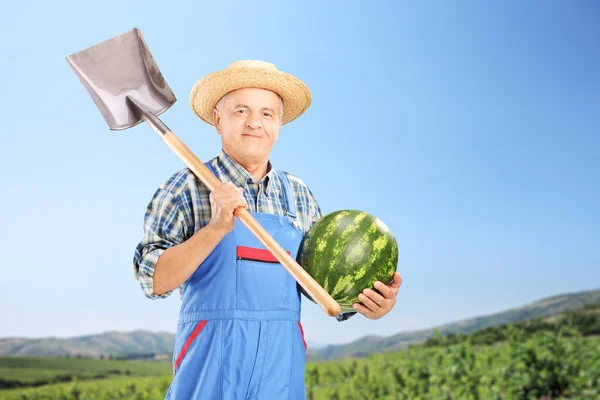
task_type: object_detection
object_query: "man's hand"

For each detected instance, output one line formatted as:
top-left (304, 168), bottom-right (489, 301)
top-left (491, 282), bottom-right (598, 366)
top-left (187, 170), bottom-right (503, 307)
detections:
top-left (352, 271), bottom-right (402, 320)
top-left (207, 182), bottom-right (248, 235)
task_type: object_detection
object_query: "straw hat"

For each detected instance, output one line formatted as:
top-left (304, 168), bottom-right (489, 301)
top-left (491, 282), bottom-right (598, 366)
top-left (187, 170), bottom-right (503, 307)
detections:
top-left (189, 60), bottom-right (312, 126)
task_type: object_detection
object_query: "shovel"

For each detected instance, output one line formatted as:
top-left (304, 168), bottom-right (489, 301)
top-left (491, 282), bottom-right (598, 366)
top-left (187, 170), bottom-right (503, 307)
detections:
top-left (66, 28), bottom-right (341, 318)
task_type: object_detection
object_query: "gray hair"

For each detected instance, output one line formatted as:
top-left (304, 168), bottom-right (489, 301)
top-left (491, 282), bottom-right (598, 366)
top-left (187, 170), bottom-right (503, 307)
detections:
top-left (215, 91), bottom-right (284, 119)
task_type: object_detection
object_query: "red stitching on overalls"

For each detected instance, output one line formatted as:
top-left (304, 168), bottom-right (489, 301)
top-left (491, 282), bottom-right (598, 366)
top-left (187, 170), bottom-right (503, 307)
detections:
top-left (174, 320), bottom-right (207, 372)
top-left (298, 322), bottom-right (307, 350)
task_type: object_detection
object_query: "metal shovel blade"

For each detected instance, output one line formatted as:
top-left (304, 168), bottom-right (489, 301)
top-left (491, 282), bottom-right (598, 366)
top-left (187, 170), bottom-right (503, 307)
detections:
top-left (66, 28), bottom-right (176, 130)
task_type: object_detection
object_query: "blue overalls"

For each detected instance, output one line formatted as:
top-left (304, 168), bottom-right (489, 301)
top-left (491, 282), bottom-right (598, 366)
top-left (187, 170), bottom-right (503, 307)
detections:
top-left (165, 162), bottom-right (308, 400)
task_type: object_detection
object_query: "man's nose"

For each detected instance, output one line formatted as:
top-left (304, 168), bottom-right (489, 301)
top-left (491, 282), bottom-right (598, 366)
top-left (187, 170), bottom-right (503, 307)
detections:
top-left (247, 116), bottom-right (262, 129)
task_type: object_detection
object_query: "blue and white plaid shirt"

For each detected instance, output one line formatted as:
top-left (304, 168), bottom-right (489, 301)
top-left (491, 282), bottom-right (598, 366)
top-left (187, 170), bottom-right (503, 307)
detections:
top-left (132, 149), bottom-right (356, 322)
top-left (133, 149), bottom-right (323, 299)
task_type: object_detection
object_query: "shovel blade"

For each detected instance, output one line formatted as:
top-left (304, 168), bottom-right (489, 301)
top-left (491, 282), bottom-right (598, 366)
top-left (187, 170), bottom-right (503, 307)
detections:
top-left (66, 28), bottom-right (176, 130)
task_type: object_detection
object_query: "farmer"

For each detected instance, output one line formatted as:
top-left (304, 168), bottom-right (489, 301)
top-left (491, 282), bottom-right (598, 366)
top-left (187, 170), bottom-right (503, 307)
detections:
top-left (133, 60), bottom-right (402, 399)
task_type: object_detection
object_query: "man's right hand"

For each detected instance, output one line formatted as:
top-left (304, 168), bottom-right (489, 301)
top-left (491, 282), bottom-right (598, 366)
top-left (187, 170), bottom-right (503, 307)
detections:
top-left (152, 182), bottom-right (248, 296)
top-left (207, 182), bottom-right (248, 235)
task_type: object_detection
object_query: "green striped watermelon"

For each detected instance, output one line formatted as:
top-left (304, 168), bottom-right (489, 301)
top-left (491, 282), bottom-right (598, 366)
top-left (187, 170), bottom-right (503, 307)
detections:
top-left (296, 209), bottom-right (398, 313)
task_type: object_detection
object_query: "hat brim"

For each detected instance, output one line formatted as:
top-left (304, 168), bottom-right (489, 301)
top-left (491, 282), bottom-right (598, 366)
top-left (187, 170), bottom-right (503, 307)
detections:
top-left (189, 67), bottom-right (312, 126)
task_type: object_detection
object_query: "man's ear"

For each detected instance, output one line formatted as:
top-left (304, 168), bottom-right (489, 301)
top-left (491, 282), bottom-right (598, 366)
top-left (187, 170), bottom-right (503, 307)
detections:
top-left (213, 108), bottom-right (221, 135)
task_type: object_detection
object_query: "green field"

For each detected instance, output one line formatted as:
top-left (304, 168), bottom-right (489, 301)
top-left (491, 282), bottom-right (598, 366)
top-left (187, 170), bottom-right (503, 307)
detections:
top-left (0, 375), bottom-right (172, 400)
top-left (1, 304), bottom-right (599, 400)
top-left (0, 357), bottom-right (172, 398)
top-left (1, 331), bottom-right (598, 399)
top-left (305, 330), bottom-right (600, 399)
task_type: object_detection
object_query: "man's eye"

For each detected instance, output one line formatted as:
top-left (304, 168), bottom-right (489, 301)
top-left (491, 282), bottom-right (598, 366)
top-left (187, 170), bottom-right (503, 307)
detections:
top-left (236, 109), bottom-right (246, 114)
top-left (264, 113), bottom-right (272, 117)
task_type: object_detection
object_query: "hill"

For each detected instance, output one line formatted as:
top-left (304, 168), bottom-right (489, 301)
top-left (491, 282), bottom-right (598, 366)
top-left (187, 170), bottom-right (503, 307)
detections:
top-left (1, 288), bottom-right (598, 361)
top-left (308, 287), bottom-right (600, 361)
top-left (0, 330), bottom-right (173, 359)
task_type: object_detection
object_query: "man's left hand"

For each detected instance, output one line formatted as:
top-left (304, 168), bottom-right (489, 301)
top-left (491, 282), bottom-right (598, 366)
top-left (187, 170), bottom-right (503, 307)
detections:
top-left (352, 271), bottom-right (402, 320)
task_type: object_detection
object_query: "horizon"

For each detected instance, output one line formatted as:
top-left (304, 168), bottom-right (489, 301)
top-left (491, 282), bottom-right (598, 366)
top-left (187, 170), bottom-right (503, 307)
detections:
top-left (2, 286), bottom-right (597, 345)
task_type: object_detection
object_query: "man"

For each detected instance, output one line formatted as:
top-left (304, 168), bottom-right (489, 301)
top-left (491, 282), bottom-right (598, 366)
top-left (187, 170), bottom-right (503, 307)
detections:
top-left (133, 60), bottom-right (402, 399)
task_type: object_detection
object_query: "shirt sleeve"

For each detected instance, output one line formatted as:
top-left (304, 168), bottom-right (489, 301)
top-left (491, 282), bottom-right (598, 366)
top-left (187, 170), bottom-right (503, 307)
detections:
top-left (132, 188), bottom-right (187, 299)
top-left (306, 186), bottom-right (323, 232)
top-left (336, 312), bottom-right (357, 322)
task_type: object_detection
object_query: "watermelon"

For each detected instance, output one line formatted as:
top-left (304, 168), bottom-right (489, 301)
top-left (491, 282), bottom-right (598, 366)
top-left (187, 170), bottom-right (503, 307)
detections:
top-left (296, 209), bottom-right (398, 313)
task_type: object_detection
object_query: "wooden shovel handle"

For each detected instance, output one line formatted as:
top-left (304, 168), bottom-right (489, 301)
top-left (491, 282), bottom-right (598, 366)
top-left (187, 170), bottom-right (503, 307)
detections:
top-left (162, 131), bottom-right (341, 317)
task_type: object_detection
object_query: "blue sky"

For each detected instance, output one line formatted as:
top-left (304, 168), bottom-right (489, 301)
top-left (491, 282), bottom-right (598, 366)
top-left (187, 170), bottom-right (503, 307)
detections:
top-left (1, 1), bottom-right (598, 345)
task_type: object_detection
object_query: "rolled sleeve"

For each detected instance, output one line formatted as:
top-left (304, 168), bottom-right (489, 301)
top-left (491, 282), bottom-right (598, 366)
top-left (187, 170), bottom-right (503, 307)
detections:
top-left (305, 186), bottom-right (323, 234)
top-left (133, 188), bottom-right (187, 300)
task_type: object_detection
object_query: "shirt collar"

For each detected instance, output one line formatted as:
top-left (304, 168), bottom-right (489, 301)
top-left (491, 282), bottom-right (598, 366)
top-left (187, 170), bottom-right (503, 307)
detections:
top-left (216, 149), bottom-right (277, 194)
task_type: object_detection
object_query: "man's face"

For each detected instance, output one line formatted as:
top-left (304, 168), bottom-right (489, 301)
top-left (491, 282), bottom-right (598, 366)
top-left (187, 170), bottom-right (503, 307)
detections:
top-left (213, 87), bottom-right (282, 166)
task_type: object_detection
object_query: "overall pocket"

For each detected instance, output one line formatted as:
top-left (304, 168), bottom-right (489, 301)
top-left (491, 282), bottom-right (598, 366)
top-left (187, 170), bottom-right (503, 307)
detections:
top-left (236, 246), bottom-right (291, 310)
top-left (173, 320), bottom-right (207, 374)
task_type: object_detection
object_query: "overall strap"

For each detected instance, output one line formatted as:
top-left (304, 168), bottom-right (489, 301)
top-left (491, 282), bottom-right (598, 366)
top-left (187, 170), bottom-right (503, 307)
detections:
top-left (276, 171), bottom-right (297, 219)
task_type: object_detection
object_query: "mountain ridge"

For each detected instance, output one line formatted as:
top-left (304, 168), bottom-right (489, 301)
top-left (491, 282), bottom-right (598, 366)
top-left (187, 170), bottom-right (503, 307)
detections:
top-left (308, 287), bottom-right (600, 361)
top-left (2, 287), bottom-right (598, 360)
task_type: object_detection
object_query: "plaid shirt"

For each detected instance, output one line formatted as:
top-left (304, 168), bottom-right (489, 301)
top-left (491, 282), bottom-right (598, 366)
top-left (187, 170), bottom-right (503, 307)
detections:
top-left (132, 149), bottom-right (323, 300)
